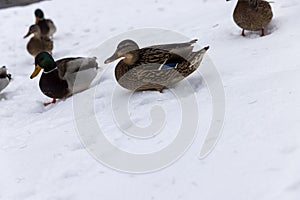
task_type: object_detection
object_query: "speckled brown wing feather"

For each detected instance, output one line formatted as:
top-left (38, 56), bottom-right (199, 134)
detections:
top-left (135, 48), bottom-right (175, 66)
top-left (149, 39), bottom-right (197, 59)
top-left (115, 48), bottom-right (186, 91)
top-left (114, 46), bottom-right (208, 91)
top-left (115, 62), bottom-right (182, 91)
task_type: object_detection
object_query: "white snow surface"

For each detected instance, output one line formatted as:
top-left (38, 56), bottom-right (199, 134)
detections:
top-left (1, 0), bottom-right (300, 199)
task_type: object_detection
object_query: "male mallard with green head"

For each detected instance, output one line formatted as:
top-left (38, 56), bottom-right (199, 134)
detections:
top-left (0, 66), bottom-right (12, 93)
top-left (24, 24), bottom-right (53, 56)
top-left (35, 8), bottom-right (56, 38)
top-left (104, 39), bottom-right (209, 92)
top-left (30, 52), bottom-right (98, 106)
top-left (227, 0), bottom-right (273, 36)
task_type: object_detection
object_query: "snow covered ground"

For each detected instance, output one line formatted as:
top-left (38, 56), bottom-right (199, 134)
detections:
top-left (1, 0), bottom-right (300, 199)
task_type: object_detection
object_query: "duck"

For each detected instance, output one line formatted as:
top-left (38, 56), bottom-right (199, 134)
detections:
top-left (0, 66), bottom-right (12, 93)
top-left (24, 24), bottom-right (53, 56)
top-left (35, 8), bottom-right (56, 38)
top-left (30, 52), bottom-right (99, 106)
top-left (227, 0), bottom-right (273, 36)
top-left (104, 39), bottom-right (209, 92)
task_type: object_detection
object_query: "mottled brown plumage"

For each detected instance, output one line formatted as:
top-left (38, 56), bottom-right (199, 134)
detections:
top-left (228, 0), bottom-right (273, 36)
top-left (105, 39), bottom-right (209, 92)
top-left (24, 24), bottom-right (53, 56)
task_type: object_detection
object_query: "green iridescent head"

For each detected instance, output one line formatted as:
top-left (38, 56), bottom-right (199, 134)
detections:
top-left (35, 9), bottom-right (44, 22)
top-left (30, 52), bottom-right (56, 79)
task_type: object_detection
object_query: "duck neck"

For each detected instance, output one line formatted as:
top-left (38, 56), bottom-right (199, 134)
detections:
top-left (43, 61), bottom-right (57, 73)
top-left (34, 32), bottom-right (42, 39)
top-left (123, 52), bottom-right (139, 65)
top-left (43, 66), bottom-right (57, 74)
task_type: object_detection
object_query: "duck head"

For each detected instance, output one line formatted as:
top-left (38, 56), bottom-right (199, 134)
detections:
top-left (24, 24), bottom-right (41, 38)
top-left (30, 52), bottom-right (56, 79)
top-left (0, 66), bottom-right (12, 80)
top-left (35, 8), bottom-right (44, 23)
top-left (104, 39), bottom-right (139, 65)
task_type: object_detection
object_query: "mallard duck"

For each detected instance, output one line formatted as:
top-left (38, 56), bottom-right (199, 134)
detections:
top-left (104, 39), bottom-right (209, 92)
top-left (30, 52), bottom-right (98, 106)
top-left (24, 24), bottom-right (53, 56)
top-left (35, 8), bottom-right (56, 38)
top-left (0, 66), bottom-right (12, 93)
top-left (227, 0), bottom-right (273, 36)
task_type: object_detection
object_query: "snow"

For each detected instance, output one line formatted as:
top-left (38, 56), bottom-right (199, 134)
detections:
top-left (1, 0), bottom-right (300, 199)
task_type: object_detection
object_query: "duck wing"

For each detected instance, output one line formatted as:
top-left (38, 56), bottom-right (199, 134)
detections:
top-left (46, 19), bottom-right (56, 36)
top-left (56, 57), bottom-right (99, 93)
top-left (148, 39), bottom-right (197, 58)
top-left (56, 57), bottom-right (97, 76)
top-left (134, 47), bottom-right (189, 71)
top-left (149, 39), bottom-right (197, 51)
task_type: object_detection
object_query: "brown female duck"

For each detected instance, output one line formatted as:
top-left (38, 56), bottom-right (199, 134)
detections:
top-left (227, 0), bottom-right (273, 36)
top-left (24, 24), bottom-right (53, 56)
top-left (104, 39), bottom-right (209, 92)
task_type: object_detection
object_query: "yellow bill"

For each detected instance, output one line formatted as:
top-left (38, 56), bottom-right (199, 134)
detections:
top-left (30, 65), bottom-right (42, 79)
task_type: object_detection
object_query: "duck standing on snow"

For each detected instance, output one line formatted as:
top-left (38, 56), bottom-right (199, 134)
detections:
top-left (104, 39), bottom-right (209, 92)
top-left (30, 52), bottom-right (99, 106)
top-left (227, 0), bottom-right (273, 36)
top-left (35, 8), bottom-right (56, 38)
top-left (24, 24), bottom-right (53, 56)
top-left (0, 66), bottom-right (12, 93)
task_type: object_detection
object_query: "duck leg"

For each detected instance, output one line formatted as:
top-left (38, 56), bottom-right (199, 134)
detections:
top-left (242, 29), bottom-right (246, 36)
top-left (44, 98), bottom-right (56, 106)
top-left (261, 29), bottom-right (265, 37)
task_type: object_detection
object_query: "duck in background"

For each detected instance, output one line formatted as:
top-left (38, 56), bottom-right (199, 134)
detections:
top-left (24, 24), bottom-right (53, 56)
top-left (104, 39), bottom-right (209, 92)
top-left (30, 52), bottom-right (99, 106)
top-left (227, 0), bottom-right (273, 36)
top-left (35, 8), bottom-right (56, 38)
top-left (0, 66), bottom-right (12, 93)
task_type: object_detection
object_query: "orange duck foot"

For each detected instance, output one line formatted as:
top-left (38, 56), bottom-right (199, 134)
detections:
top-left (44, 98), bottom-right (56, 106)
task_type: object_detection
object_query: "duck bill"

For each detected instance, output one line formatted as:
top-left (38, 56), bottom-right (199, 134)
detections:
top-left (23, 31), bottom-right (31, 38)
top-left (30, 65), bottom-right (42, 79)
top-left (104, 53), bottom-right (119, 64)
top-left (35, 16), bottom-right (39, 24)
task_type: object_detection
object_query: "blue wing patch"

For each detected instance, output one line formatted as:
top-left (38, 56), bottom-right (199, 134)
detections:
top-left (161, 62), bottom-right (178, 69)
